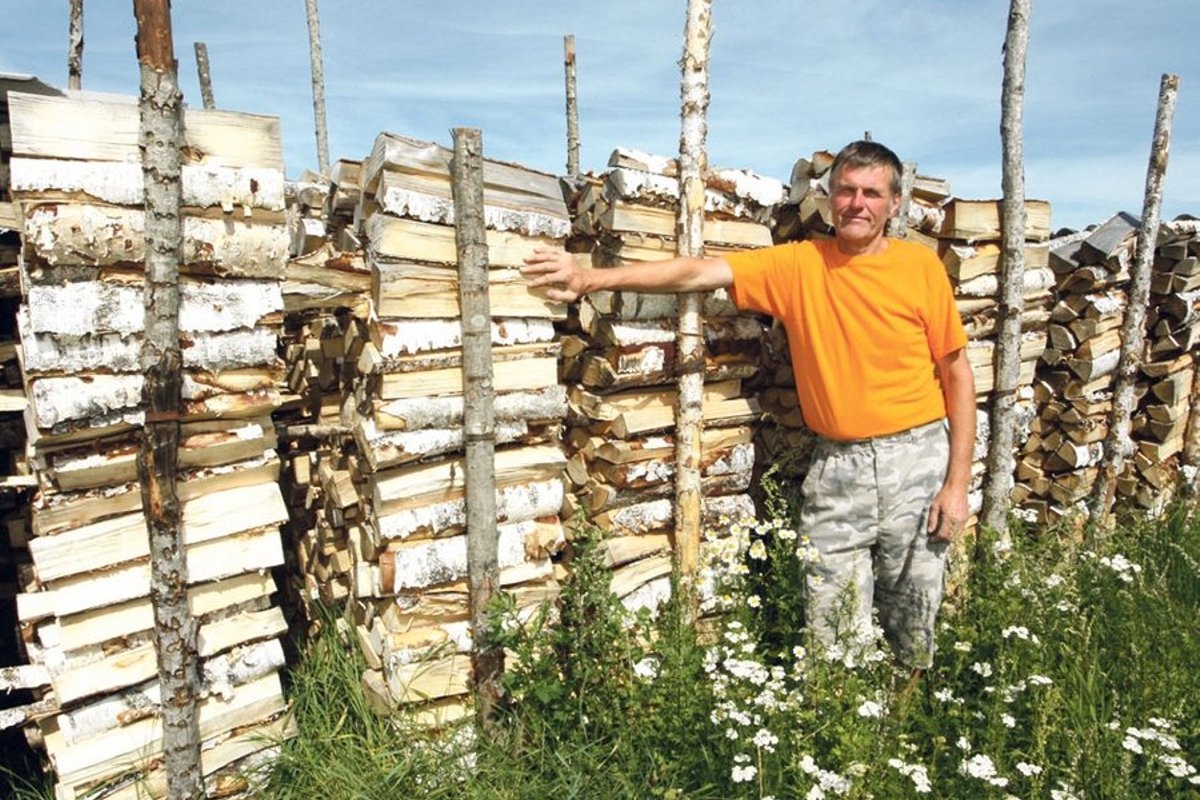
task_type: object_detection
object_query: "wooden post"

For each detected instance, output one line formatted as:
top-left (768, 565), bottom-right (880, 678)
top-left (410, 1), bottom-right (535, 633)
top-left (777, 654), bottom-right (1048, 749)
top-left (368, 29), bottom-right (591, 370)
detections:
top-left (886, 161), bottom-right (916, 239)
top-left (564, 34), bottom-right (581, 179)
top-left (451, 127), bottom-right (504, 730)
top-left (193, 41), bottom-right (215, 109)
top-left (305, 0), bottom-right (331, 175)
top-left (68, 0), bottom-right (83, 90)
top-left (131, 2), bottom-right (203, 798)
top-left (1092, 72), bottom-right (1180, 523)
top-left (980, 0), bottom-right (1032, 539)
top-left (674, 0), bottom-right (711, 590)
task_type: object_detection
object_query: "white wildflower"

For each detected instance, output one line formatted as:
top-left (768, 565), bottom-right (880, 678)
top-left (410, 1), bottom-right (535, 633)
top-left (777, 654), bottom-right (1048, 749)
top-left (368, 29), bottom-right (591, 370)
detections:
top-left (1016, 761), bottom-right (1043, 777)
top-left (957, 736), bottom-right (972, 752)
top-left (1002, 713), bottom-right (1016, 729)
top-left (960, 754), bottom-right (1008, 787)
top-left (857, 700), bottom-right (884, 718)
top-left (953, 640), bottom-right (973, 653)
top-left (633, 657), bottom-right (659, 680)
top-left (971, 661), bottom-right (993, 678)
top-left (731, 763), bottom-right (757, 783)
top-left (752, 728), bottom-right (779, 752)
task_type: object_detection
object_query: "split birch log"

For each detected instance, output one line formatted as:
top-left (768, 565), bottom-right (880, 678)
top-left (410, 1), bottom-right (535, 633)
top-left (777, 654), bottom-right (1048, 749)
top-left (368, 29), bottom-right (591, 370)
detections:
top-left (6, 91), bottom-right (283, 169)
top-left (22, 204), bottom-right (287, 278)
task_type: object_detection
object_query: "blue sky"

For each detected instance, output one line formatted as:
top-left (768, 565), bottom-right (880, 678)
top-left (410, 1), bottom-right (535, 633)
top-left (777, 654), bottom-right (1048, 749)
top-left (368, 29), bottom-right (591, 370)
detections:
top-left (1, 0), bottom-right (1197, 231)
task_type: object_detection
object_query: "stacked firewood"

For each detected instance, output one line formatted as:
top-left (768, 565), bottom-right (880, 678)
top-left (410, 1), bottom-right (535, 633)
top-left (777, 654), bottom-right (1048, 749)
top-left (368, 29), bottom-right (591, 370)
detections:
top-left (1122, 219), bottom-right (1200, 510)
top-left (314, 132), bottom-right (574, 722)
top-left (561, 148), bottom-right (779, 609)
top-left (1016, 214), bottom-right (1137, 521)
top-left (275, 168), bottom-right (371, 626)
top-left (937, 198), bottom-right (1053, 521)
top-left (1, 90), bottom-right (294, 798)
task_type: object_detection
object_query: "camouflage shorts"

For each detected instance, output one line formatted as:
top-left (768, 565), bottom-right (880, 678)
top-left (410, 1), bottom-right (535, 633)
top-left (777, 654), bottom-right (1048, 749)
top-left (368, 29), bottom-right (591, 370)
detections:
top-left (799, 419), bottom-right (949, 668)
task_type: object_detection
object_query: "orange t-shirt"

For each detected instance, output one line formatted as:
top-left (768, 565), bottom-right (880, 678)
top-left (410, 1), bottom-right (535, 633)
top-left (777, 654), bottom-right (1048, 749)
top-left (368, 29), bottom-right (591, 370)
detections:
top-left (727, 238), bottom-right (966, 441)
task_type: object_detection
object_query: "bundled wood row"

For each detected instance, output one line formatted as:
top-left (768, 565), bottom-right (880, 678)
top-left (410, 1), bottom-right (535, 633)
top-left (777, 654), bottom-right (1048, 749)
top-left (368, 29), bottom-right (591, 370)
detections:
top-left (1017, 214), bottom-right (1139, 521)
top-left (275, 187), bottom-right (372, 631)
top-left (301, 132), bottom-right (575, 722)
top-left (561, 148), bottom-right (779, 609)
top-left (0, 74), bottom-right (56, 771)
top-left (938, 198), bottom-right (1053, 522)
top-left (1, 90), bottom-right (294, 798)
top-left (1122, 219), bottom-right (1200, 510)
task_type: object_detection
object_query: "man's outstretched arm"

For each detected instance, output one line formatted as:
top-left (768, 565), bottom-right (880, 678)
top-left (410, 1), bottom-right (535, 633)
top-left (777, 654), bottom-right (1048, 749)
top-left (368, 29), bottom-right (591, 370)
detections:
top-left (521, 247), bottom-right (733, 303)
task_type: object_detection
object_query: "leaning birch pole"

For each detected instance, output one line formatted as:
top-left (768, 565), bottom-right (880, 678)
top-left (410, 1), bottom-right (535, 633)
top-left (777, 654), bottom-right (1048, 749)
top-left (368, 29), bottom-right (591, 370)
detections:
top-left (193, 41), bottom-right (215, 109)
top-left (564, 34), bottom-right (580, 179)
top-left (674, 0), bottom-right (711, 591)
top-left (304, 0), bottom-right (330, 175)
top-left (68, 0), bottom-right (83, 90)
top-left (451, 127), bottom-right (504, 731)
top-left (1091, 72), bottom-right (1180, 524)
top-left (980, 0), bottom-right (1032, 539)
top-left (131, 1), bottom-right (203, 797)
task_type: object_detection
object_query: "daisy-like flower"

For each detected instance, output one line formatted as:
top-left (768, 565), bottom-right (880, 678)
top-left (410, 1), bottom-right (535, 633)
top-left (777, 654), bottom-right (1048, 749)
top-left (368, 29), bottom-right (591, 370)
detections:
top-left (746, 594), bottom-right (762, 609)
top-left (1016, 761), bottom-right (1043, 777)
top-left (1002, 713), bottom-right (1016, 729)
top-left (748, 540), bottom-right (768, 560)
top-left (956, 736), bottom-right (972, 752)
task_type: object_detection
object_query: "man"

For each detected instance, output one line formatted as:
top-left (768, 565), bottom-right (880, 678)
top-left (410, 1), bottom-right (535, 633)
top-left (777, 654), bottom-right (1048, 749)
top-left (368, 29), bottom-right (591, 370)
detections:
top-left (521, 141), bottom-right (974, 668)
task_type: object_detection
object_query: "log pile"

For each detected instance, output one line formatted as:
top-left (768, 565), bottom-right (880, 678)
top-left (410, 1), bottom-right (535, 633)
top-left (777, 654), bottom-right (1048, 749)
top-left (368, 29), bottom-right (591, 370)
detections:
top-left (2, 90), bottom-right (294, 798)
top-left (562, 148), bottom-right (779, 609)
top-left (1017, 214), bottom-right (1138, 521)
top-left (1123, 219), bottom-right (1200, 510)
top-left (938, 198), bottom-right (1053, 520)
top-left (311, 132), bottom-right (574, 721)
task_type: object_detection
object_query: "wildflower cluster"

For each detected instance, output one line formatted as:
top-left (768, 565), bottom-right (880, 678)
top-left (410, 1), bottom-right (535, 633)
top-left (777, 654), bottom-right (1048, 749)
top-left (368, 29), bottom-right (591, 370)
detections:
top-left (1117, 717), bottom-right (1200, 785)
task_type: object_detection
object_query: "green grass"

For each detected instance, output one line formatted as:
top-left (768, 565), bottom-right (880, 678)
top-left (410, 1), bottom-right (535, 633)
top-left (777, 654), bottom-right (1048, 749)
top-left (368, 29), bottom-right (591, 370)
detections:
top-left (255, 501), bottom-right (1200, 800)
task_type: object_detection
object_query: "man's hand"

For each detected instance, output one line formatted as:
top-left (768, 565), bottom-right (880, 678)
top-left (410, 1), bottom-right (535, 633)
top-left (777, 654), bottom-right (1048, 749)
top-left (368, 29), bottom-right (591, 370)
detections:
top-left (521, 247), bottom-right (588, 303)
top-left (926, 483), bottom-right (969, 543)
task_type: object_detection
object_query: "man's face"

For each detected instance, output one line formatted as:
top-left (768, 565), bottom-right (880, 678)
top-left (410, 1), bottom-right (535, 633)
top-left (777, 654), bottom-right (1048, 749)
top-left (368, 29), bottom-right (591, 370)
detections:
top-left (829, 164), bottom-right (900, 250)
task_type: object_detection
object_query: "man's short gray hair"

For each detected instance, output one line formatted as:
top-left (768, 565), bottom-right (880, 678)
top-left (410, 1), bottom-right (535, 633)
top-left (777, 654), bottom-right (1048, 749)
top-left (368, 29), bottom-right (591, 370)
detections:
top-left (830, 140), bottom-right (903, 196)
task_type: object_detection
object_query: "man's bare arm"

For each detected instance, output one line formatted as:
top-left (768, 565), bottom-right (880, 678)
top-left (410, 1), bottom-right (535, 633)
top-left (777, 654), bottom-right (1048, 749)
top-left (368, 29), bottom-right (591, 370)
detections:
top-left (927, 347), bottom-right (976, 542)
top-left (521, 247), bottom-right (733, 303)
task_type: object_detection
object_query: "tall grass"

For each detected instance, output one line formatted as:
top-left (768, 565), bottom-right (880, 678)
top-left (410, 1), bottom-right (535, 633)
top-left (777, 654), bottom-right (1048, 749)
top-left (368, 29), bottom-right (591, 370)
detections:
top-left (259, 497), bottom-right (1199, 799)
